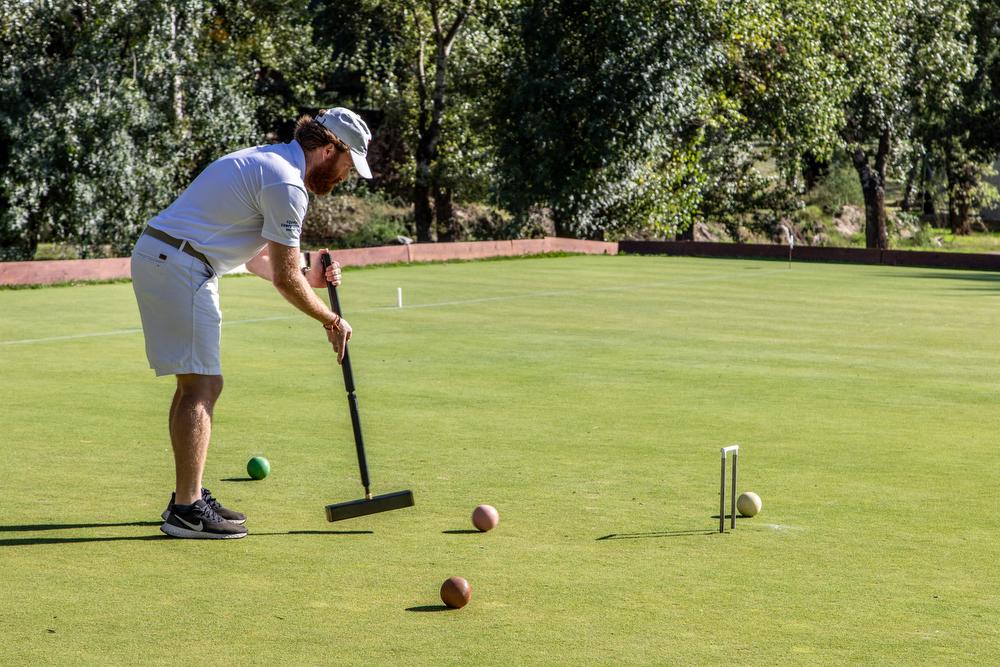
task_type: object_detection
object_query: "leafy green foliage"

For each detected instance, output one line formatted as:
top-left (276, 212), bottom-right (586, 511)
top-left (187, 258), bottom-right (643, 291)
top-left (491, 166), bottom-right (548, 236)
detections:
top-left (909, 1), bottom-right (1000, 233)
top-left (493, 0), bottom-right (713, 238)
top-left (706, 0), bottom-right (851, 167)
top-left (693, 134), bottom-right (797, 239)
top-left (3, 0), bottom-right (1000, 254)
top-left (312, 1), bottom-right (505, 240)
top-left (301, 191), bottom-right (410, 248)
top-left (0, 0), bottom-right (318, 259)
top-left (809, 154), bottom-right (865, 215)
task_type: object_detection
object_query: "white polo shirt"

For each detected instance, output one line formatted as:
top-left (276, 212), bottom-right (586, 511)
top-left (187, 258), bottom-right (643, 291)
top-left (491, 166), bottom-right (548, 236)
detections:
top-left (147, 140), bottom-right (309, 274)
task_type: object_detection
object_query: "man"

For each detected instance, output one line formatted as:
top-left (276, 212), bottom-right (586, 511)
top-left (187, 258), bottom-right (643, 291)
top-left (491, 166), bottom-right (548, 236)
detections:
top-left (130, 107), bottom-right (373, 539)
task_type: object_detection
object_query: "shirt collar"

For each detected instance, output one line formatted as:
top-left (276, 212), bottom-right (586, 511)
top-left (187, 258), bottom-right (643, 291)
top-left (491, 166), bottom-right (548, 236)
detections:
top-left (289, 140), bottom-right (306, 182)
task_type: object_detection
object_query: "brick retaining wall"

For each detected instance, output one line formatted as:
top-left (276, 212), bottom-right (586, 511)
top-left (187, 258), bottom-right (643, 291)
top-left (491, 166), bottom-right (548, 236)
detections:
top-left (618, 241), bottom-right (1000, 271)
top-left (0, 237), bottom-right (618, 286)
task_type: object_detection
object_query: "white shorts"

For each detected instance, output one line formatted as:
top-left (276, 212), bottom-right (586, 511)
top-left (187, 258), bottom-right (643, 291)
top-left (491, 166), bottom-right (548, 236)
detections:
top-left (131, 233), bottom-right (222, 376)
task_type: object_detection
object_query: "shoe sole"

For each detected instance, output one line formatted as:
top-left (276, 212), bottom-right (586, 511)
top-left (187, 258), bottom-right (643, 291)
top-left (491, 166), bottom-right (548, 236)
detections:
top-left (160, 522), bottom-right (248, 539)
top-left (162, 510), bottom-right (246, 525)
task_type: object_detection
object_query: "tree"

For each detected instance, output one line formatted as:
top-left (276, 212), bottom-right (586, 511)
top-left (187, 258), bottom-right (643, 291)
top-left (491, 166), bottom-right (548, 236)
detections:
top-left (706, 0), bottom-right (972, 248)
top-left (694, 0), bottom-right (854, 239)
top-left (912, 0), bottom-right (1000, 234)
top-left (834, 0), bottom-right (972, 248)
top-left (0, 0), bottom-right (318, 260)
top-left (407, 0), bottom-right (477, 242)
top-left (493, 0), bottom-right (713, 239)
top-left (313, 0), bottom-right (499, 242)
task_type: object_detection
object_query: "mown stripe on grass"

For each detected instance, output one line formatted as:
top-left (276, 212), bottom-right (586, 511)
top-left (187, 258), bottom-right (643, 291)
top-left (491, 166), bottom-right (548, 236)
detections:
top-left (1, 266), bottom-right (786, 346)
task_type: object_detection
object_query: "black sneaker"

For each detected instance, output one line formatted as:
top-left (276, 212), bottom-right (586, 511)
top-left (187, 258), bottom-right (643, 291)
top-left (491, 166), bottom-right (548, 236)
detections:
top-left (161, 488), bottom-right (246, 525)
top-left (200, 488), bottom-right (247, 524)
top-left (160, 499), bottom-right (248, 539)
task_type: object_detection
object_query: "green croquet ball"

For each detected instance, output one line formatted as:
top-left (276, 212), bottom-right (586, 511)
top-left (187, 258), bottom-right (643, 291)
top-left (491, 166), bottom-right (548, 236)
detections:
top-left (247, 456), bottom-right (270, 480)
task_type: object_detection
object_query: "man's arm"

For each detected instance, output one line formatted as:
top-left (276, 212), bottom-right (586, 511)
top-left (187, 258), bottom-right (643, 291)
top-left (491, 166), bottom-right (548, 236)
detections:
top-left (244, 247), bottom-right (275, 281)
top-left (246, 246), bottom-right (342, 288)
top-left (265, 241), bottom-right (352, 362)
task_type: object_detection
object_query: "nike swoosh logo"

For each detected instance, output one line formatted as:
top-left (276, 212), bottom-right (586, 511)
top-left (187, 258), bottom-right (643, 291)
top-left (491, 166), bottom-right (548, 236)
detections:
top-left (176, 516), bottom-right (204, 531)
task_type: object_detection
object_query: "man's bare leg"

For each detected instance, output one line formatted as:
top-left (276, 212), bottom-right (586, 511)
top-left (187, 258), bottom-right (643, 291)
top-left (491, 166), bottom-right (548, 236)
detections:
top-left (169, 386), bottom-right (181, 442)
top-left (171, 373), bottom-right (223, 505)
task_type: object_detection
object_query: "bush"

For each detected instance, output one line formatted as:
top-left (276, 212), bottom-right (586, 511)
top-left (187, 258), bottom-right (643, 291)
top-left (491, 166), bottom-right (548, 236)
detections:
top-left (449, 203), bottom-right (533, 241)
top-left (890, 211), bottom-right (932, 247)
top-left (793, 204), bottom-right (827, 234)
top-left (810, 159), bottom-right (863, 215)
top-left (301, 193), bottom-right (412, 249)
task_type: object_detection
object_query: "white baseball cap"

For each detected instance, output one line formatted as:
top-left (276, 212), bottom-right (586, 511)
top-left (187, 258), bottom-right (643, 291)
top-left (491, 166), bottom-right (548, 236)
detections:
top-left (315, 107), bottom-right (373, 179)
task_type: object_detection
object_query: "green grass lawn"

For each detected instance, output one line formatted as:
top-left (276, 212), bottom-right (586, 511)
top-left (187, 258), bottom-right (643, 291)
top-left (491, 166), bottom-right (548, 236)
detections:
top-left (2, 255), bottom-right (999, 665)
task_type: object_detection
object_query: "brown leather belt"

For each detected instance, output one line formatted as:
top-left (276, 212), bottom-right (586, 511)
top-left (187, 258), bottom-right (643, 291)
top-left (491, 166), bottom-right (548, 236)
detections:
top-left (142, 227), bottom-right (211, 268)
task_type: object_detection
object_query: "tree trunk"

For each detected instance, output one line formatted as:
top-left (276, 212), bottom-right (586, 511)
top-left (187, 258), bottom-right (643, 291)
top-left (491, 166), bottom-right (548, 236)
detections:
top-left (861, 177), bottom-right (888, 249)
top-left (946, 186), bottom-right (958, 233)
top-left (922, 188), bottom-right (936, 217)
top-left (953, 160), bottom-right (974, 235)
top-left (551, 209), bottom-right (574, 238)
top-left (802, 152), bottom-right (829, 191)
top-left (901, 154), bottom-right (920, 213)
top-left (919, 153), bottom-right (936, 217)
top-left (23, 211), bottom-right (42, 260)
top-left (412, 28), bottom-right (433, 242)
top-left (409, 1), bottom-right (474, 243)
top-left (434, 186), bottom-right (457, 241)
top-left (944, 147), bottom-right (960, 234)
top-left (676, 223), bottom-right (695, 241)
top-left (941, 139), bottom-right (977, 235)
top-left (956, 198), bottom-right (972, 235)
top-left (413, 88), bottom-right (433, 241)
top-left (414, 161), bottom-right (434, 242)
top-left (410, 36), bottom-right (446, 244)
top-left (850, 129), bottom-right (890, 249)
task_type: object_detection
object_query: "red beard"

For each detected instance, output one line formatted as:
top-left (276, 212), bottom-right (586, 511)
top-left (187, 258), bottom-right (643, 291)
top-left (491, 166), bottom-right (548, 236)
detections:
top-left (306, 153), bottom-right (345, 195)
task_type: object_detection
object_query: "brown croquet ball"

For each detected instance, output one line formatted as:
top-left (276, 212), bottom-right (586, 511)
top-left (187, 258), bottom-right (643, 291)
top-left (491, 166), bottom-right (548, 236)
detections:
top-left (471, 504), bottom-right (499, 532)
top-left (440, 576), bottom-right (472, 609)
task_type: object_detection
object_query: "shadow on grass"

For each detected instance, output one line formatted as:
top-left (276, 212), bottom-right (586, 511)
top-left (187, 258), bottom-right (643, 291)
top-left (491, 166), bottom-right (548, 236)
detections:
top-left (888, 271), bottom-right (1000, 292)
top-left (0, 535), bottom-right (168, 546)
top-left (597, 530), bottom-right (717, 540)
top-left (405, 605), bottom-right (452, 613)
top-left (260, 530), bottom-right (374, 536)
top-left (600, 515), bottom-right (755, 539)
top-left (220, 477), bottom-right (257, 482)
top-left (442, 529), bottom-right (480, 534)
top-left (0, 521), bottom-right (161, 532)
top-left (0, 524), bottom-right (372, 546)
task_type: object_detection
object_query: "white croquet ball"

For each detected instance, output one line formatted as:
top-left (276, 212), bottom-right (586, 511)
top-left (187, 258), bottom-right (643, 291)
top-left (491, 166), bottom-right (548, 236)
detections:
top-left (737, 492), bottom-right (762, 517)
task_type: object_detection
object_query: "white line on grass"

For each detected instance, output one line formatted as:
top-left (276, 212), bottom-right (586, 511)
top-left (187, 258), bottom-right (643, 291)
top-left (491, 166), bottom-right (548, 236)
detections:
top-left (0, 267), bottom-right (787, 346)
top-left (369, 269), bottom-right (788, 311)
top-left (0, 316), bottom-right (298, 346)
top-left (0, 328), bottom-right (144, 345)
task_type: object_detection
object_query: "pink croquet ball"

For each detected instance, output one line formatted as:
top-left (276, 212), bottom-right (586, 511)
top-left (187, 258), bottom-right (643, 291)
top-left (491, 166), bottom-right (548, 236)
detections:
top-left (471, 504), bottom-right (499, 532)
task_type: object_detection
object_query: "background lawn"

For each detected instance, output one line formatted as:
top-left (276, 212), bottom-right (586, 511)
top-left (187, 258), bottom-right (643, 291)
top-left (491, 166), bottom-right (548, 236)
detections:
top-left (1, 255), bottom-right (999, 665)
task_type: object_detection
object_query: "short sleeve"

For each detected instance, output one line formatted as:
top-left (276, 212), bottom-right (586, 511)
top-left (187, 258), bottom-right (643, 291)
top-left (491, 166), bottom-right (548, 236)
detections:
top-left (260, 184), bottom-right (308, 247)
